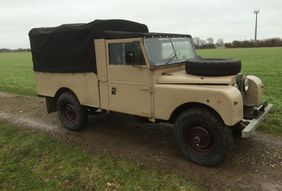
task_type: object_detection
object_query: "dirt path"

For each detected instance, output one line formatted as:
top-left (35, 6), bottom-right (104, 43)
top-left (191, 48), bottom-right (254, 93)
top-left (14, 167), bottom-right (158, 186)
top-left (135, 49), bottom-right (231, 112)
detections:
top-left (0, 92), bottom-right (281, 191)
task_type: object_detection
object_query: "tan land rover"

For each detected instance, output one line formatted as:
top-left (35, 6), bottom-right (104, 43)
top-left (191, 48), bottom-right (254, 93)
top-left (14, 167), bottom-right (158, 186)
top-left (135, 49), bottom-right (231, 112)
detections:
top-left (29, 19), bottom-right (273, 166)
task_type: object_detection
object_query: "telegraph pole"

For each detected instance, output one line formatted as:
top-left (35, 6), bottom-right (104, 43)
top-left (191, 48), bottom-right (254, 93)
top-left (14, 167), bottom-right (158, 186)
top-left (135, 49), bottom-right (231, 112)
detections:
top-left (254, 9), bottom-right (260, 41)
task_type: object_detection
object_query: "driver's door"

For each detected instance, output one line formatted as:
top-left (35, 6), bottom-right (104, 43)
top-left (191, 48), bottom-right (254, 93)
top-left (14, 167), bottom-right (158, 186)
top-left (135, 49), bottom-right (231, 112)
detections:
top-left (106, 38), bottom-right (152, 117)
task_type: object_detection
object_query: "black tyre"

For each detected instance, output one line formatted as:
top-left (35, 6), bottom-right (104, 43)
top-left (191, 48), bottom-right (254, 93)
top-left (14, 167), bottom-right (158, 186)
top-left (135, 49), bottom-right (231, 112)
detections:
top-left (175, 108), bottom-right (233, 166)
top-left (232, 123), bottom-right (244, 138)
top-left (185, 58), bottom-right (241, 76)
top-left (57, 92), bottom-right (87, 131)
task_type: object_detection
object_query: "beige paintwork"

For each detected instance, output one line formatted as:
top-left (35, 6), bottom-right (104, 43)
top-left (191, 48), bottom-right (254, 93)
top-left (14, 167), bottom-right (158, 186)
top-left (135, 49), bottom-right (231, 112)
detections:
top-left (105, 38), bottom-right (152, 117)
top-left (149, 65), bottom-right (243, 126)
top-left (34, 37), bottom-right (264, 127)
top-left (95, 39), bottom-right (109, 110)
top-left (35, 72), bottom-right (100, 108)
top-left (154, 84), bottom-right (243, 126)
top-left (157, 70), bottom-right (236, 85)
top-left (244, 75), bottom-right (263, 106)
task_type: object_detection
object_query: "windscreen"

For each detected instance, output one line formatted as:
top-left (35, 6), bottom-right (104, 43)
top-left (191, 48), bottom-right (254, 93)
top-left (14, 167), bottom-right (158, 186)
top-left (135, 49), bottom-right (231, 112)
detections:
top-left (144, 37), bottom-right (196, 66)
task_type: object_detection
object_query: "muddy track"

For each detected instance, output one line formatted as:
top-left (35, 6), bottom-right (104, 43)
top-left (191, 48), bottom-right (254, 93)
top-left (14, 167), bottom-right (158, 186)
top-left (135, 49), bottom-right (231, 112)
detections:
top-left (0, 92), bottom-right (281, 191)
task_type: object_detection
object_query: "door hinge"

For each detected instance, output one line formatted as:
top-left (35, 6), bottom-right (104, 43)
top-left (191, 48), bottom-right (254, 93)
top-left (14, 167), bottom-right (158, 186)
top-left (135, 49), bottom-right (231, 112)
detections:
top-left (141, 111), bottom-right (153, 117)
top-left (140, 87), bottom-right (153, 93)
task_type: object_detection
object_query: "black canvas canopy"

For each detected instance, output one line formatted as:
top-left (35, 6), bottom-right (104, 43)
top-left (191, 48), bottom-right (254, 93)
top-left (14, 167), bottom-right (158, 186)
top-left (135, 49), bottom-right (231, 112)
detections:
top-left (29, 19), bottom-right (149, 73)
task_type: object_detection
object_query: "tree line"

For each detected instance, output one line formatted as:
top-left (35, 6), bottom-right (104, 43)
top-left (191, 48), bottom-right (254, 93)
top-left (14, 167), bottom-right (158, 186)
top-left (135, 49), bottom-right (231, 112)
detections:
top-left (1, 37), bottom-right (282, 52)
top-left (193, 37), bottom-right (282, 49)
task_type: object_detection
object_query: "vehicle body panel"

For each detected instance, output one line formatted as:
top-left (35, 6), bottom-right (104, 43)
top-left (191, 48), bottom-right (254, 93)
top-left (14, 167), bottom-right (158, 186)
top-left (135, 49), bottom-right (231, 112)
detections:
top-left (103, 38), bottom-right (153, 117)
top-left (95, 39), bottom-right (109, 110)
top-left (157, 70), bottom-right (236, 85)
top-left (35, 72), bottom-right (100, 108)
top-left (154, 84), bottom-right (243, 126)
top-left (244, 75), bottom-right (263, 106)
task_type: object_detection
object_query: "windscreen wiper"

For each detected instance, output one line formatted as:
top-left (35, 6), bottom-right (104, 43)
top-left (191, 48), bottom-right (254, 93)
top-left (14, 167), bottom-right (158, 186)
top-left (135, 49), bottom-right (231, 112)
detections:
top-left (165, 51), bottom-right (177, 65)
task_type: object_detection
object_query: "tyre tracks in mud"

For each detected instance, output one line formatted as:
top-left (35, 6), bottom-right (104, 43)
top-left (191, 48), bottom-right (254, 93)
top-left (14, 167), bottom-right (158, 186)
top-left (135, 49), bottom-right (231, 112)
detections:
top-left (0, 92), bottom-right (281, 191)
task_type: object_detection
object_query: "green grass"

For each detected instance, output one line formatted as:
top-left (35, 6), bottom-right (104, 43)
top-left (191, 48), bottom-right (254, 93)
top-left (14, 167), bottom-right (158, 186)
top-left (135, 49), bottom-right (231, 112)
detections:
top-left (0, 48), bottom-right (281, 135)
top-left (0, 122), bottom-right (201, 191)
top-left (0, 52), bottom-right (35, 96)
top-left (197, 47), bottom-right (282, 135)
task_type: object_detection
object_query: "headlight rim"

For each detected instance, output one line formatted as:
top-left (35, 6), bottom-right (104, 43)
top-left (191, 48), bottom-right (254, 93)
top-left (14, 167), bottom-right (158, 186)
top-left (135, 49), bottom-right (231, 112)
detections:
top-left (243, 78), bottom-right (249, 92)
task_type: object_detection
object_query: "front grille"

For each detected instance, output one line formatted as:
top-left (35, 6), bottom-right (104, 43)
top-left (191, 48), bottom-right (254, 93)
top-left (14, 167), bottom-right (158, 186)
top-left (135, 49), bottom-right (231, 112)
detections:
top-left (243, 101), bottom-right (267, 119)
top-left (244, 106), bottom-right (255, 119)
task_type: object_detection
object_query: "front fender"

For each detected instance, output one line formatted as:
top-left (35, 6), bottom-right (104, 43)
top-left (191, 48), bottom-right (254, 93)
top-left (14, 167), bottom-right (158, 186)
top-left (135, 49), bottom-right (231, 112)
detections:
top-left (154, 84), bottom-right (243, 126)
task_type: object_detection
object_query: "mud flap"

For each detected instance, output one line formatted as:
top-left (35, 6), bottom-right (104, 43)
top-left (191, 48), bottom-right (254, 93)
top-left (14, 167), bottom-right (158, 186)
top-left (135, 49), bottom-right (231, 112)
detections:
top-left (45, 97), bottom-right (57, 113)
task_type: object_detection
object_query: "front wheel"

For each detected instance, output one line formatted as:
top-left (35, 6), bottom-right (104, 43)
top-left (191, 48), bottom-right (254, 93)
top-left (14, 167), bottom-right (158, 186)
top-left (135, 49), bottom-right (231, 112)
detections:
top-left (175, 108), bottom-right (233, 166)
top-left (57, 92), bottom-right (87, 131)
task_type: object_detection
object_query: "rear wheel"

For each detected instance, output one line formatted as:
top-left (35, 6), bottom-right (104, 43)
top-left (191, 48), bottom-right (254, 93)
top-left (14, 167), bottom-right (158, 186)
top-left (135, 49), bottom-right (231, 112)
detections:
top-left (175, 108), bottom-right (233, 166)
top-left (57, 92), bottom-right (87, 131)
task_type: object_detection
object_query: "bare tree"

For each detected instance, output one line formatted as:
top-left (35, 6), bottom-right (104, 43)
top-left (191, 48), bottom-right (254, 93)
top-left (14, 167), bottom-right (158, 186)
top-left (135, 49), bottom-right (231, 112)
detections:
top-left (206, 38), bottom-right (214, 45)
top-left (216, 38), bottom-right (224, 47)
top-left (193, 37), bottom-right (201, 47)
top-left (200, 39), bottom-right (207, 46)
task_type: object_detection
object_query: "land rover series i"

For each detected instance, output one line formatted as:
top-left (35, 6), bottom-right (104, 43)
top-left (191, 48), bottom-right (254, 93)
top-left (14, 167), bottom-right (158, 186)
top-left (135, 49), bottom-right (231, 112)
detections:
top-left (29, 19), bottom-right (272, 166)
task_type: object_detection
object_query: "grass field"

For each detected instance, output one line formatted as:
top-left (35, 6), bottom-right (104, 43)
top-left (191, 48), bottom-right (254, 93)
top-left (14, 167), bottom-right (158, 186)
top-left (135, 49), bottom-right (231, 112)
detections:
top-left (0, 52), bottom-right (35, 95)
top-left (0, 48), bottom-right (281, 190)
top-left (0, 48), bottom-right (281, 134)
top-left (0, 122), bottom-right (201, 191)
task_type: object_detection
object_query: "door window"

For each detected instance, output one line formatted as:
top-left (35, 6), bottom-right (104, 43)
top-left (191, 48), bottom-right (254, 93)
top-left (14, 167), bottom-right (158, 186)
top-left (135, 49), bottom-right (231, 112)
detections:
top-left (109, 42), bottom-right (145, 65)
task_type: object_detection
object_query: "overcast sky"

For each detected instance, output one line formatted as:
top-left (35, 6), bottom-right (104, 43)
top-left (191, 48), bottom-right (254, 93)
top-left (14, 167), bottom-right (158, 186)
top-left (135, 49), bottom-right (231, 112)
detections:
top-left (1, 0), bottom-right (281, 48)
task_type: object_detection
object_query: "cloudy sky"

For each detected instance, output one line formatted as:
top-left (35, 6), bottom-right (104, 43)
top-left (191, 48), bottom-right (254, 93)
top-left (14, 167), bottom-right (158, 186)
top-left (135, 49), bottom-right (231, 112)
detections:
top-left (1, 0), bottom-right (281, 48)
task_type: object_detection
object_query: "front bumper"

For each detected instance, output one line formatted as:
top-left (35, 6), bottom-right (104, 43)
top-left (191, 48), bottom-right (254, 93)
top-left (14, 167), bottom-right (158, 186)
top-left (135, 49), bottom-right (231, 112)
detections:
top-left (241, 103), bottom-right (273, 138)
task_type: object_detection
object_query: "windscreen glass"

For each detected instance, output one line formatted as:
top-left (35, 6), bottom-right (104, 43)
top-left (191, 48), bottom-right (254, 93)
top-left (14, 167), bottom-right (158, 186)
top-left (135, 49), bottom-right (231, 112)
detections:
top-left (144, 37), bottom-right (196, 66)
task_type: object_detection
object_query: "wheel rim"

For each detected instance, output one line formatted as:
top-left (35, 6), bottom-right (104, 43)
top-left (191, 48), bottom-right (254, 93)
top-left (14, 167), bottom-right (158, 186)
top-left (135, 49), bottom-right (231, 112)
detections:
top-left (63, 103), bottom-right (76, 122)
top-left (185, 125), bottom-right (214, 153)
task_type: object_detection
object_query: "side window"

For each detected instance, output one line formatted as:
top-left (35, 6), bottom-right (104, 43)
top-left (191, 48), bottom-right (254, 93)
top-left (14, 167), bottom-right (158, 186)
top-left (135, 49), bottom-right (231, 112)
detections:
top-left (109, 43), bottom-right (124, 65)
top-left (109, 42), bottom-right (145, 65)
